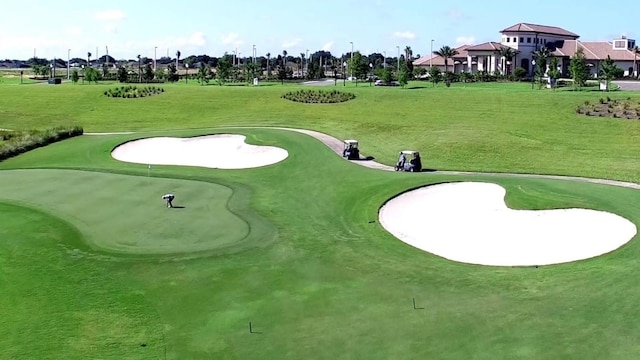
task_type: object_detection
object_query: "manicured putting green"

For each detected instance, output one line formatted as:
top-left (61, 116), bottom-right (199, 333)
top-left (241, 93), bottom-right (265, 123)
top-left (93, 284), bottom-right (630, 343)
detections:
top-left (0, 169), bottom-right (252, 256)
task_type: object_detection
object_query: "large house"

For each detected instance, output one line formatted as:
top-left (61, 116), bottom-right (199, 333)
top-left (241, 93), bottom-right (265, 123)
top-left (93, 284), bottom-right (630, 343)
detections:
top-left (414, 23), bottom-right (639, 78)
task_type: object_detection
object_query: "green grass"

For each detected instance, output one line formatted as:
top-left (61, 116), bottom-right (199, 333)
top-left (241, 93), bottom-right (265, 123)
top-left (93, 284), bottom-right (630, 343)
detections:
top-left (1, 81), bottom-right (639, 181)
top-left (0, 169), bottom-right (269, 257)
top-left (2, 82), bottom-right (640, 359)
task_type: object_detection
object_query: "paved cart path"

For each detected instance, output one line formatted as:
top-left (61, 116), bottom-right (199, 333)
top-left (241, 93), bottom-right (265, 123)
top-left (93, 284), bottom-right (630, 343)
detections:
top-left (85, 126), bottom-right (640, 191)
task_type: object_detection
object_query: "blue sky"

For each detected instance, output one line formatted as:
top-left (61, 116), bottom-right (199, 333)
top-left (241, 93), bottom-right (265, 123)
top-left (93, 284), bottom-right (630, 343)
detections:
top-left (0, 0), bottom-right (637, 60)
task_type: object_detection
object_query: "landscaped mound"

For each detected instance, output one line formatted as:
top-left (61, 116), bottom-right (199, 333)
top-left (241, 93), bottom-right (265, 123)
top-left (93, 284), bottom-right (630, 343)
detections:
top-left (104, 85), bottom-right (165, 98)
top-left (576, 97), bottom-right (640, 120)
top-left (0, 126), bottom-right (83, 161)
top-left (281, 89), bottom-right (355, 103)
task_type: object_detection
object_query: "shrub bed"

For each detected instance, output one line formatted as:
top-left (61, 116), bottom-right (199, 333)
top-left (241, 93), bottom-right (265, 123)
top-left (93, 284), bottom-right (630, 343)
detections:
top-left (576, 97), bottom-right (640, 120)
top-left (281, 89), bottom-right (355, 103)
top-left (104, 85), bottom-right (165, 98)
top-left (0, 126), bottom-right (84, 161)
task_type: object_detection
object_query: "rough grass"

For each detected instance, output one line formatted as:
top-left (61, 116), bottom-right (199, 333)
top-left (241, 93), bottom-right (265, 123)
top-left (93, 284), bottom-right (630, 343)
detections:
top-left (1, 81), bottom-right (639, 181)
top-left (2, 84), bottom-right (640, 359)
top-left (0, 126), bottom-right (83, 161)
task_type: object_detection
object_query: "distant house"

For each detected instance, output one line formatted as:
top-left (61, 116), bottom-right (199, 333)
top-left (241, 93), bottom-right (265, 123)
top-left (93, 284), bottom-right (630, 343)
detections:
top-left (414, 23), bottom-right (639, 78)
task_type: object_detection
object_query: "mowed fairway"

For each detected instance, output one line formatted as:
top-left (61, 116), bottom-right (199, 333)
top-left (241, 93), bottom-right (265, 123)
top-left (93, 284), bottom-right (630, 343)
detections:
top-left (2, 82), bottom-right (640, 359)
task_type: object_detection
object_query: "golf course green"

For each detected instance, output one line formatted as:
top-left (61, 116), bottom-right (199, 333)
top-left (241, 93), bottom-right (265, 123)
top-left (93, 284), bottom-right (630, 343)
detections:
top-left (2, 80), bottom-right (640, 359)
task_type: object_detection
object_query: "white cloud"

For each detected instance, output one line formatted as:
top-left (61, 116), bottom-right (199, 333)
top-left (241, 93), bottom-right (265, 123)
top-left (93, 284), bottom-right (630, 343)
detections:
top-left (456, 36), bottom-right (475, 45)
top-left (282, 38), bottom-right (302, 48)
top-left (188, 32), bottom-right (207, 47)
top-left (394, 31), bottom-right (416, 40)
top-left (321, 41), bottom-right (334, 51)
top-left (94, 9), bottom-right (126, 21)
top-left (0, 34), bottom-right (62, 57)
top-left (221, 32), bottom-right (243, 47)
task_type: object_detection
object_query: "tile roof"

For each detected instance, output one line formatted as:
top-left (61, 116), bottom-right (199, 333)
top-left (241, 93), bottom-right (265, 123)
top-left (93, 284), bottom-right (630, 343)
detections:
top-left (501, 23), bottom-right (579, 38)
top-left (548, 40), bottom-right (640, 61)
top-left (466, 42), bottom-right (503, 52)
top-left (413, 45), bottom-right (471, 66)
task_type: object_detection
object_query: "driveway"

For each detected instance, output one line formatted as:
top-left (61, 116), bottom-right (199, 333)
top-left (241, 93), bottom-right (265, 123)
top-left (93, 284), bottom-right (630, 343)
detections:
top-left (614, 81), bottom-right (640, 91)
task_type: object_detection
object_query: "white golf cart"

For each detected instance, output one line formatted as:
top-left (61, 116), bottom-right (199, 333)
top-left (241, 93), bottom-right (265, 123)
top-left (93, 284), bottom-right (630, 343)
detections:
top-left (342, 139), bottom-right (360, 160)
top-left (395, 150), bottom-right (422, 172)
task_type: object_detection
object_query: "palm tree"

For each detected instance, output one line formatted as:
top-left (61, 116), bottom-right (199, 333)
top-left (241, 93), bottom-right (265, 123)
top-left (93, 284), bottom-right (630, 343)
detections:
top-left (532, 47), bottom-right (551, 77)
top-left (404, 46), bottom-right (413, 62)
top-left (499, 46), bottom-right (517, 76)
top-left (175, 50), bottom-right (181, 70)
top-left (87, 52), bottom-right (92, 67)
top-left (633, 46), bottom-right (639, 79)
top-left (282, 50), bottom-right (288, 69)
top-left (433, 46), bottom-right (459, 74)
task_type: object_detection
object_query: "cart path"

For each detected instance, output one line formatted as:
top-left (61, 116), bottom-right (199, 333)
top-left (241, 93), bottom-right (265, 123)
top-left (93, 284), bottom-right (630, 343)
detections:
top-left (277, 127), bottom-right (640, 190)
top-left (87, 127), bottom-right (640, 190)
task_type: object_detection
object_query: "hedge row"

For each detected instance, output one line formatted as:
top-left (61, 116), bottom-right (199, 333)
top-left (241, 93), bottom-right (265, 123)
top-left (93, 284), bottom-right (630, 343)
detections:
top-left (0, 126), bottom-right (84, 161)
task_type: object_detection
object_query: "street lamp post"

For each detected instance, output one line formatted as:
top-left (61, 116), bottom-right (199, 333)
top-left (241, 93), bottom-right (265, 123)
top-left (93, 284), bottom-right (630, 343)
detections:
top-left (67, 49), bottom-right (71, 80)
top-left (50, 63), bottom-right (54, 79)
top-left (383, 51), bottom-right (386, 68)
top-left (343, 61), bottom-right (347, 86)
top-left (430, 40), bottom-right (434, 69)
top-left (252, 44), bottom-right (256, 63)
top-left (81, 65), bottom-right (85, 84)
top-left (396, 46), bottom-right (400, 72)
top-left (369, 63), bottom-right (373, 86)
top-left (349, 42), bottom-right (354, 79)
top-left (531, 59), bottom-right (536, 89)
top-left (154, 46), bottom-right (157, 71)
top-left (185, 63), bottom-right (189, 84)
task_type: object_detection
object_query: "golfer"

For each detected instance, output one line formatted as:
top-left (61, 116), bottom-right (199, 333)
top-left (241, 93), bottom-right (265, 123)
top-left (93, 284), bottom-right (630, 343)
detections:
top-left (162, 193), bottom-right (175, 208)
top-left (395, 152), bottom-right (406, 171)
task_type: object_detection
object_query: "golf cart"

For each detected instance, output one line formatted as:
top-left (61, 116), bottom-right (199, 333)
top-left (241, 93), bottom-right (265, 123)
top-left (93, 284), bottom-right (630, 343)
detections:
top-left (342, 139), bottom-right (360, 160)
top-left (395, 151), bottom-right (422, 172)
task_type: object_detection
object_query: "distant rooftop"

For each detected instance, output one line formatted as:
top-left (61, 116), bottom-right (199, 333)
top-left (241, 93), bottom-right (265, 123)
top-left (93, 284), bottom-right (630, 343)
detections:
top-left (501, 23), bottom-right (579, 39)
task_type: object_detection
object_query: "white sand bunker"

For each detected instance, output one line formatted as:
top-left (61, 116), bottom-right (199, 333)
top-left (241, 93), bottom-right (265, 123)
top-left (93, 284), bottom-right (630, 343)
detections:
top-left (379, 182), bottom-right (637, 266)
top-left (111, 134), bottom-right (288, 169)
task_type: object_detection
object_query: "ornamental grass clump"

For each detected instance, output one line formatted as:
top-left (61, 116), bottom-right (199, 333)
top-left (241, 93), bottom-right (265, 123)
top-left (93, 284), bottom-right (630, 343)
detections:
top-left (575, 98), bottom-right (640, 120)
top-left (104, 85), bottom-right (165, 98)
top-left (281, 89), bottom-right (355, 103)
top-left (0, 126), bottom-right (84, 161)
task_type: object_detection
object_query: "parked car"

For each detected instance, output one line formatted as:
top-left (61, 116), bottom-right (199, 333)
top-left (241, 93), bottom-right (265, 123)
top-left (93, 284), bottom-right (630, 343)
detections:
top-left (375, 80), bottom-right (400, 86)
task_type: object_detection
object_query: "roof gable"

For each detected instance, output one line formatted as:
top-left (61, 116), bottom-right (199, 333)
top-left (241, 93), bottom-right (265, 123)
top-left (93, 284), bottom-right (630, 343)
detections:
top-left (501, 23), bottom-right (579, 38)
top-left (548, 40), bottom-right (640, 61)
top-left (466, 42), bottom-right (503, 52)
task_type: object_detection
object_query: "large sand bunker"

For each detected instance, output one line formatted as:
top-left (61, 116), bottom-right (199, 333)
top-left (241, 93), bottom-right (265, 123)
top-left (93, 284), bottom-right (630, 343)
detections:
top-left (379, 182), bottom-right (637, 266)
top-left (111, 134), bottom-right (288, 169)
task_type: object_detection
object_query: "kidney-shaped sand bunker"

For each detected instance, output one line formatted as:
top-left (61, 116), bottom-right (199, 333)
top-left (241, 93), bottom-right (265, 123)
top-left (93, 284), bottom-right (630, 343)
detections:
top-left (379, 182), bottom-right (637, 266)
top-left (111, 134), bottom-right (288, 169)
